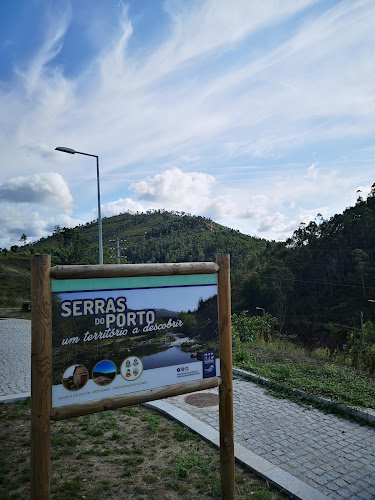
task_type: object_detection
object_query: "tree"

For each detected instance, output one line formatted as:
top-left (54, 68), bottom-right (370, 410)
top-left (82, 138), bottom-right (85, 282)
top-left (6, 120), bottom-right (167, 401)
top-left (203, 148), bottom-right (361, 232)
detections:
top-left (352, 249), bottom-right (371, 298)
top-left (19, 233), bottom-right (27, 246)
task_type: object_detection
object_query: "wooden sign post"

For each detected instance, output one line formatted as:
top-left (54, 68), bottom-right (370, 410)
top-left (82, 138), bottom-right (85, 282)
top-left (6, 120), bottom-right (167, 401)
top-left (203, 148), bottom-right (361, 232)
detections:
top-left (30, 254), bottom-right (234, 499)
top-left (217, 253), bottom-right (235, 499)
top-left (31, 254), bottom-right (52, 500)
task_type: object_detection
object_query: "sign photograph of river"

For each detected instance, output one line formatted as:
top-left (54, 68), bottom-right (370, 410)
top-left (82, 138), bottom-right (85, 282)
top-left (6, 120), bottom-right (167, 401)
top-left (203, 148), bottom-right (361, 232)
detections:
top-left (51, 274), bottom-right (219, 408)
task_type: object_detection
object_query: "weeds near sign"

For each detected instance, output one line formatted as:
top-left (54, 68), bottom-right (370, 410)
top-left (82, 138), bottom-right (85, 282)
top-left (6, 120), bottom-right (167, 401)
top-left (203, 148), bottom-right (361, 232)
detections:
top-left (0, 400), bottom-right (285, 500)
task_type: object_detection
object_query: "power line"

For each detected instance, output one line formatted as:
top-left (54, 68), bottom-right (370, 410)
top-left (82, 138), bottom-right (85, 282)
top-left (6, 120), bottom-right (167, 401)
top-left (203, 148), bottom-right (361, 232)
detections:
top-left (259, 275), bottom-right (373, 289)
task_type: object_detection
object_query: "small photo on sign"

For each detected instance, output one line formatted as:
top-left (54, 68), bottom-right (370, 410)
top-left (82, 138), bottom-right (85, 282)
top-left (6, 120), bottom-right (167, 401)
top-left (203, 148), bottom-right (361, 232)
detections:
top-left (62, 364), bottom-right (89, 391)
top-left (92, 360), bottom-right (117, 386)
top-left (120, 356), bottom-right (143, 381)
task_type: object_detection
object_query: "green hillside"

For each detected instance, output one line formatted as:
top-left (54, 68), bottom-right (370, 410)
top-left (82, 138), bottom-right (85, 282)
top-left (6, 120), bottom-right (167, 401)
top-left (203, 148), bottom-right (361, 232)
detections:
top-left (241, 187), bottom-right (375, 349)
top-left (0, 210), bottom-right (274, 309)
top-left (0, 255), bottom-right (31, 306)
top-left (33, 210), bottom-right (273, 268)
top-left (3, 193), bottom-right (375, 355)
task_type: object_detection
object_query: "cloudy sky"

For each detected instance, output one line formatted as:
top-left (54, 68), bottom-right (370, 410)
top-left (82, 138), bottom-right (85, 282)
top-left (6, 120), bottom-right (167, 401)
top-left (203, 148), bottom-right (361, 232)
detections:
top-left (0, 0), bottom-right (374, 249)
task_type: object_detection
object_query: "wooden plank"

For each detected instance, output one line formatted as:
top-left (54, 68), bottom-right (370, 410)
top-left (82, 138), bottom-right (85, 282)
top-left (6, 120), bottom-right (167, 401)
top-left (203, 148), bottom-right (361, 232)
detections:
top-left (51, 376), bottom-right (221, 420)
top-left (31, 255), bottom-right (52, 500)
top-left (217, 253), bottom-right (235, 500)
top-left (50, 261), bottom-right (219, 280)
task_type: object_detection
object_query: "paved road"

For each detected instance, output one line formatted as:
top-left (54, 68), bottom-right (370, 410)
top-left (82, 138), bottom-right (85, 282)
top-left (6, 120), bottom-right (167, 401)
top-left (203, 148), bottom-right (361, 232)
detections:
top-left (1, 319), bottom-right (375, 499)
top-left (0, 319), bottom-right (30, 397)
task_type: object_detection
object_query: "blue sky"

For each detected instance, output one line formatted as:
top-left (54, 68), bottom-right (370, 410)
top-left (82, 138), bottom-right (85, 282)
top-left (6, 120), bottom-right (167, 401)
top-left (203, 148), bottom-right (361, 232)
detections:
top-left (1, 0), bottom-right (374, 249)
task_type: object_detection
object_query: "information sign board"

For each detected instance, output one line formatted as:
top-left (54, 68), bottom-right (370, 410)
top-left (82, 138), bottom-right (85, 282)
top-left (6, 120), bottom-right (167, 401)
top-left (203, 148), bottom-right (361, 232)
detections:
top-left (51, 274), bottom-right (219, 408)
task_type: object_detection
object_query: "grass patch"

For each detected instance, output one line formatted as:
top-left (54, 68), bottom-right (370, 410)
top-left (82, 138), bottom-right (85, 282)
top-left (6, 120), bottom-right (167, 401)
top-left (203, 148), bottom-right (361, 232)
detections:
top-left (52, 475), bottom-right (83, 500)
top-left (235, 341), bottom-right (375, 410)
top-left (0, 401), bottom-right (285, 500)
top-left (173, 424), bottom-right (197, 442)
top-left (141, 410), bottom-right (160, 434)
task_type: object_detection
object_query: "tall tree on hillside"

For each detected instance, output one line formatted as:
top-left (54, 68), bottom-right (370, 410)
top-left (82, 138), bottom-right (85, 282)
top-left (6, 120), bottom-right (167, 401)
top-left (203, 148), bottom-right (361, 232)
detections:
top-left (352, 249), bottom-right (372, 298)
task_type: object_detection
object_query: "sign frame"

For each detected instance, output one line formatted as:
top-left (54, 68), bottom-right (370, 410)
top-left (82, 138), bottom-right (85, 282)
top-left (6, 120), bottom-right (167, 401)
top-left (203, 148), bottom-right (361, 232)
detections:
top-left (30, 254), bottom-right (234, 499)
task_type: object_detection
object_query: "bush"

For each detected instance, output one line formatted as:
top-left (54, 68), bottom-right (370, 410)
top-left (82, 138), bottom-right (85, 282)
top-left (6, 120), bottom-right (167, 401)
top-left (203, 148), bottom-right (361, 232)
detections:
top-left (339, 321), bottom-right (375, 373)
top-left (232, 311), bottom-right (255, 343)
top-left (232, 311), bottom-right (279, 344)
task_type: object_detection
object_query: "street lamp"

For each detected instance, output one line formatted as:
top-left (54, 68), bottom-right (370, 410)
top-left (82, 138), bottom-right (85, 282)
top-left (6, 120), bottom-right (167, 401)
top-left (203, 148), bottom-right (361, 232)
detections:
top-left (256, 306), bottom-right (265, 316)
top-left (55, 146), bottom-right (103, 265)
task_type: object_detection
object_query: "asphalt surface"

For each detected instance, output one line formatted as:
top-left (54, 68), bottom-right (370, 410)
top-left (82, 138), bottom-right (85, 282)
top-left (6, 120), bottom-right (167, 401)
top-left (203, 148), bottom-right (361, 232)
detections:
top-left (1, 318), bottom-right (375, 499)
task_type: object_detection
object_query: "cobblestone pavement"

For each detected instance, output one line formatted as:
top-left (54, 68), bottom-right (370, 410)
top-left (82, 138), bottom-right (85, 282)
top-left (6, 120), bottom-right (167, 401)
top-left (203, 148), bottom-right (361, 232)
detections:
top-left (0, 319), bottom-right (31, 397)
top-left (1, 318), bottom-right (374, 499)
top-left (166, 382), bottom-right (375, 500)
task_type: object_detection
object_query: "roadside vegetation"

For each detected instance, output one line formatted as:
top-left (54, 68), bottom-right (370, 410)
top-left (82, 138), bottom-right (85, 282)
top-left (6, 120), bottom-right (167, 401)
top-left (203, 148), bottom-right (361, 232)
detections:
top-left (2, 192), bottom-right (375, 351)
top-left (0, 308), bottom-right (31, 320)
top-left (1, 307), bottom-right (374, 411)
top-left (2, 201), bottom-right (375, 498)
top-left (232, 312), bottom-right (375, 410)
top-left (0, 400), bottom-right (285, 500)
top-left (0, 255), bottom-right (31, 308)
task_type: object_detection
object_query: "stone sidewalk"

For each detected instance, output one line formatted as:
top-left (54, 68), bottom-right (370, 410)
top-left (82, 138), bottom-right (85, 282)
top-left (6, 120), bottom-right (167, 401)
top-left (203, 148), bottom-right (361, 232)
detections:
top-left (160, 382), bottom-right (375, 500)
top-left (1, 318), bottom-right (375, 499)
top-left (0, 318), bottom-right (31, 399)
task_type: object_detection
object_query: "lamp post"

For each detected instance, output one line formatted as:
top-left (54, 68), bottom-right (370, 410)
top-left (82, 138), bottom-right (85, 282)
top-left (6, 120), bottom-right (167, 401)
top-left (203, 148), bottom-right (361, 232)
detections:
top-left (55, 146), bottom-right (103, 265)
top-left (256, 306), bottom-right (265, 316)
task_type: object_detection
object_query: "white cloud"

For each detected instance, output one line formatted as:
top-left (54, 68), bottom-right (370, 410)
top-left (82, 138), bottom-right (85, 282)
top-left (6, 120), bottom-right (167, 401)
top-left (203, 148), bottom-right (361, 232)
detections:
top-left (296, 207), bottom-right (328, 225)
top-left (305, 163), bottom-right (317, 180)
top-left (239, 196), bottom-right (269, 219)
top-left (0, 0), bottom-right (374, 247)
top-left (0, 204), bottom-right (48, 244)
top-left (15, 4), bottom-right (72, 96)
top-left (131, 168), bottom-right (215, 208)
top-left (256, 212), bottom-right (303, 241)
top-left (158, 0), bottom-right (315, 72)
top-left (257, 212), bottom-right (286, 233)
top-left (0, 206), bottom-right (85, 248)
top-left (2, 0), bottom-right (374, 177)
top-left (101, 198), bottom-right (144, 217)
top-left (203, 195), bottom-right (237, 220)
top-left (46, 214), bottom-right (85, 233)
top-left (0, 173), bottom-right (73, 209)
top-left (0, 172), bottom-right (75, 247)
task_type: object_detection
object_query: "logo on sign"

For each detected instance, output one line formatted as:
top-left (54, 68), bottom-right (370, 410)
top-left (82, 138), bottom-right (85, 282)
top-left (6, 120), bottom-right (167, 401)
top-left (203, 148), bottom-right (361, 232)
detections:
top-left (202, 350), bottom-right (216, 378)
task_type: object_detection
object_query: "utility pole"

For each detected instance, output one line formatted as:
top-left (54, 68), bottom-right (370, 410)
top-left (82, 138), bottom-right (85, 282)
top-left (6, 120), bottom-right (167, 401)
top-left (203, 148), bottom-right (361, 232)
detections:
top-left (109, 237), bottom-right (126, 264)
top-left (115, 237), bottom-right (121, 264)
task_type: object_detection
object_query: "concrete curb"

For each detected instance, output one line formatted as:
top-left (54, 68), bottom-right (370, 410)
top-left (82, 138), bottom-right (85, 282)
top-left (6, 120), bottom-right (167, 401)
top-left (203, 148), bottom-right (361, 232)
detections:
top-left (232, 367), bottom-right (375, 425)
top-left (145, 400), bottom-right (327, 500)
top-left (0, 391), bottom-right (30, 404)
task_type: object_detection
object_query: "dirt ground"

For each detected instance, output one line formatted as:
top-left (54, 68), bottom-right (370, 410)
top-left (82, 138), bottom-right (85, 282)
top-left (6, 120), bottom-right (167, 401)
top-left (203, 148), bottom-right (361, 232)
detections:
top-left (0, 400), bottom-right (287, 500)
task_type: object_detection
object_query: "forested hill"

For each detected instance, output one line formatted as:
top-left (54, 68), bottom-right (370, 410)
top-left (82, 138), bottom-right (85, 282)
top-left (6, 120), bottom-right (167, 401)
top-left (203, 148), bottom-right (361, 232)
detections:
top-left (241, 186), bottom-right (375, 347)
top-left (3, 193), bottom-right (375, 349)
top-left (25, 210), bottom-right (276, 309)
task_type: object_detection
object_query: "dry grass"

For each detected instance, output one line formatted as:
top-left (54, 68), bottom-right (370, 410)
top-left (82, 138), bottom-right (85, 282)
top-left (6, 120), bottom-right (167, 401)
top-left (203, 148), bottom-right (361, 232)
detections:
top-left (0, 308), bottom-right (31, 320)
top-left (0, 400), bottom-right (286, 500)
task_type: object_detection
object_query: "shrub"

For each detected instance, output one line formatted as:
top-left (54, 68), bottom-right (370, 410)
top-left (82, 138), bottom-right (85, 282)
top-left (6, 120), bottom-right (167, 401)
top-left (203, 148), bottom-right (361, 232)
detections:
top-left (232, 311), bottom-right (279, 344)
